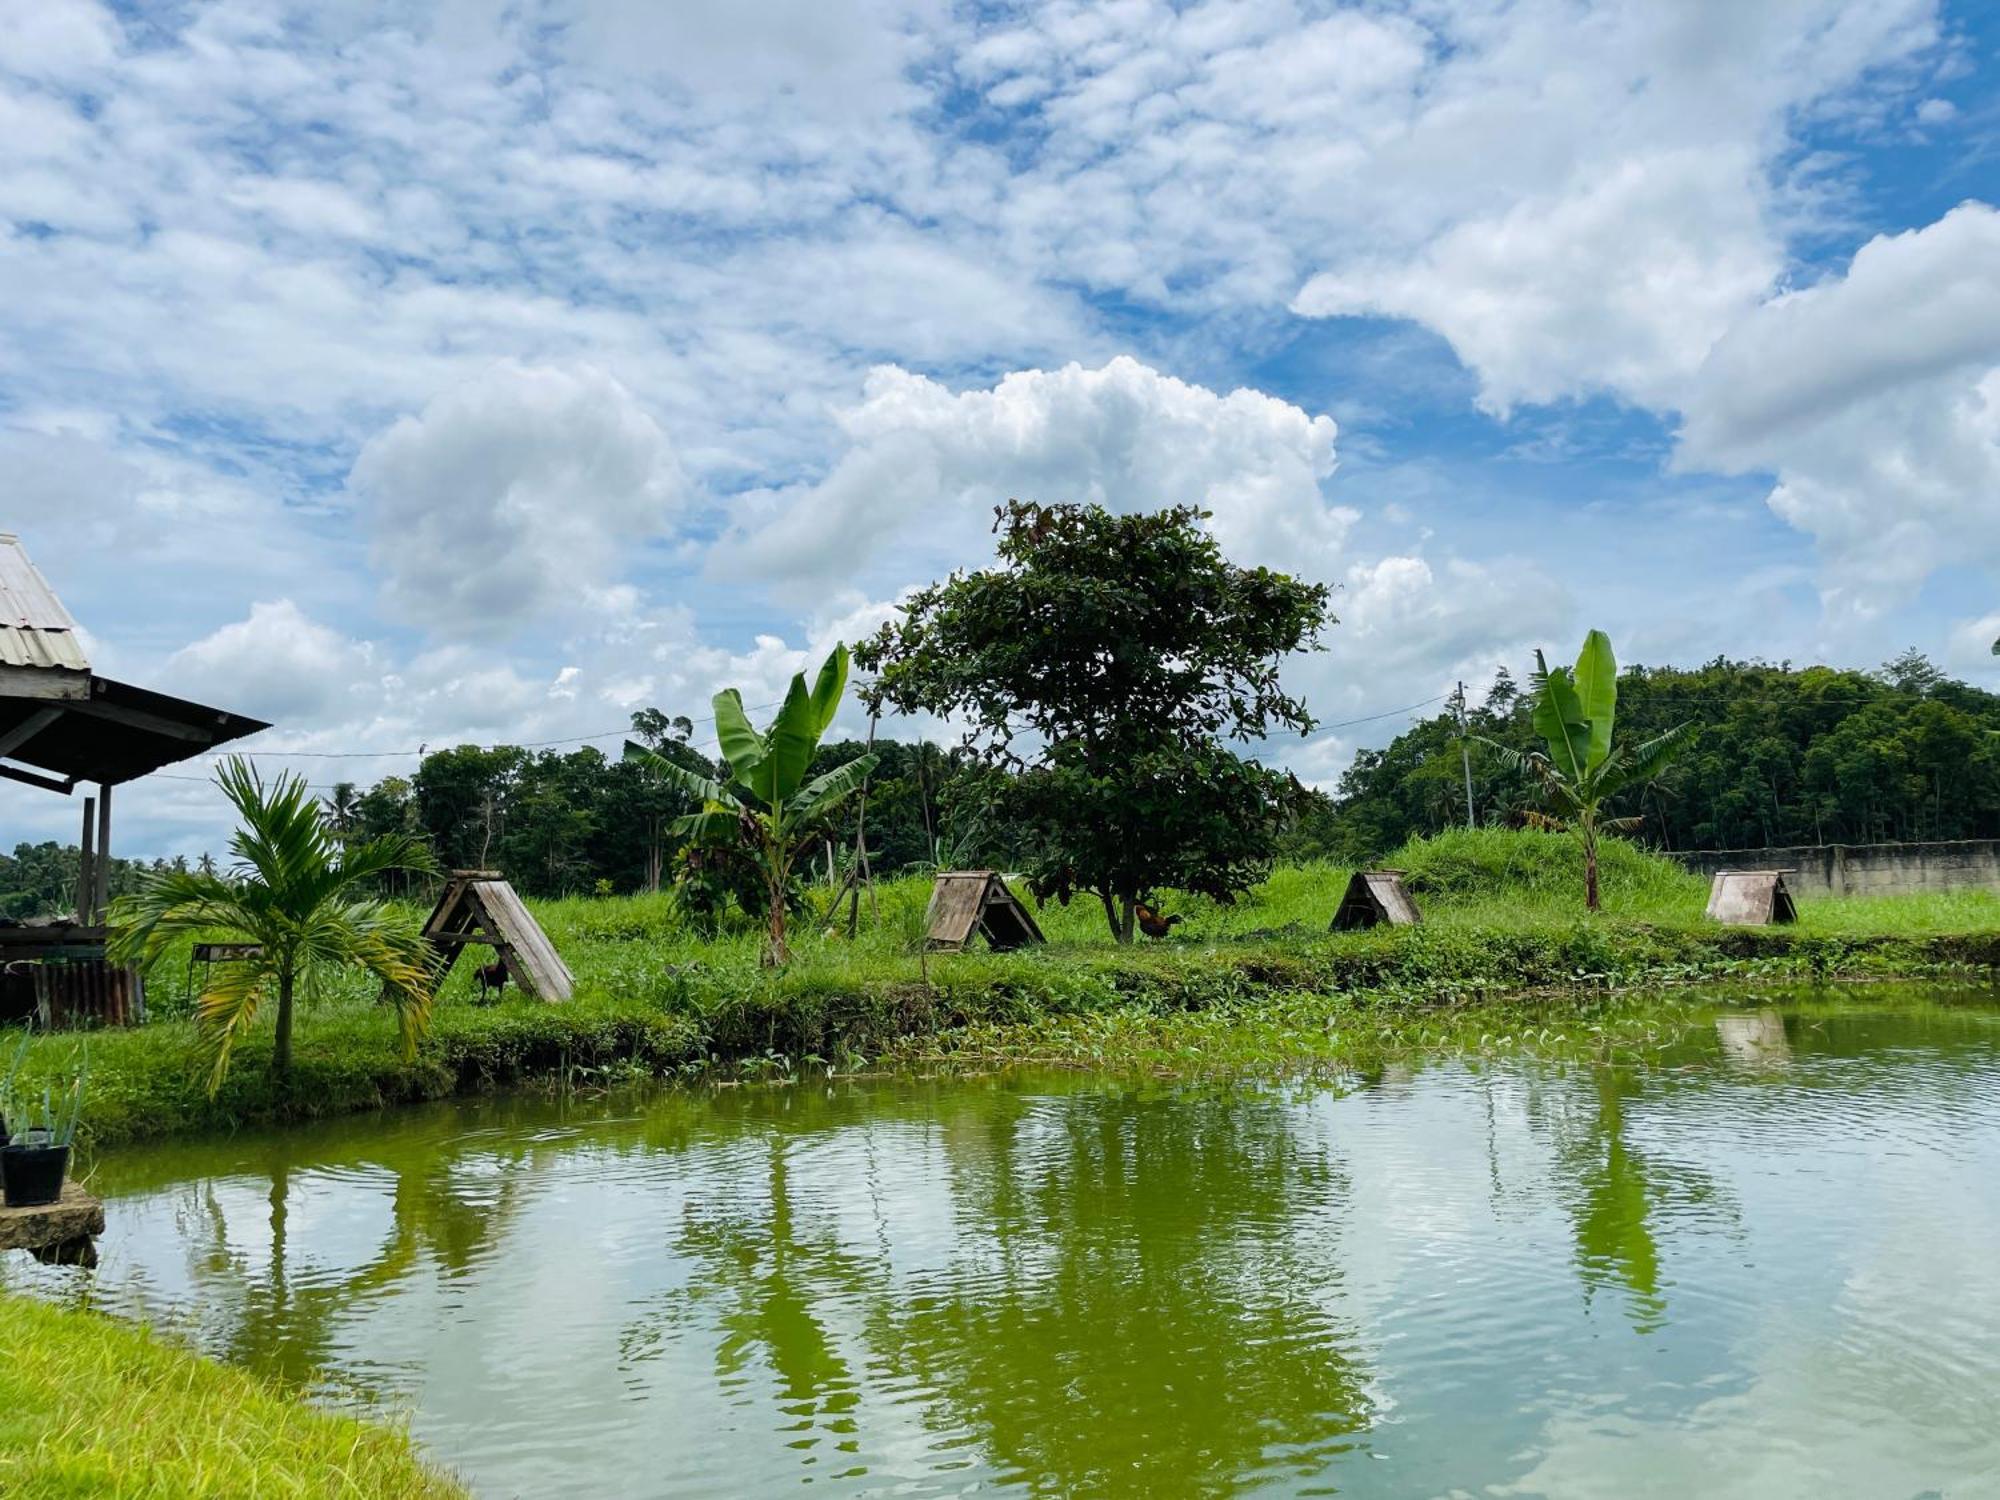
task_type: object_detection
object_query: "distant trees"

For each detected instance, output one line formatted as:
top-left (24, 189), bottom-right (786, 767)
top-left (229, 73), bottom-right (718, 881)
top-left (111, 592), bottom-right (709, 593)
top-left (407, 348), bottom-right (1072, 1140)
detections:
top-left (1315, 652), bottom-right (2000, 860)
top-left (857, 501), bottom-right (1332, 941)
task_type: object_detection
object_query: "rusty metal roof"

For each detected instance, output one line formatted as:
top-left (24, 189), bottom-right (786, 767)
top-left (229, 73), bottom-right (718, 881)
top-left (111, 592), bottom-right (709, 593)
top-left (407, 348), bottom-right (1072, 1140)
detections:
top-left (0, 533), bottom-right (89, 674)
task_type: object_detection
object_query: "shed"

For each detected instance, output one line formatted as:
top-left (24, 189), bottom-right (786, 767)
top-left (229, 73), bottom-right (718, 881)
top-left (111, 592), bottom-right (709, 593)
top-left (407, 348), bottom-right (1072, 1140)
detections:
top-left (1705, 870), bottom-right (1798, 926)
top-left (923, 871), bottom-right (1046, 952)
top-left (1330, 870), bottom-right (1423, 931)
top-left (0, 533), bottom-right (267, 1025)
top-left (421, 870), bottom-right (574, 1001)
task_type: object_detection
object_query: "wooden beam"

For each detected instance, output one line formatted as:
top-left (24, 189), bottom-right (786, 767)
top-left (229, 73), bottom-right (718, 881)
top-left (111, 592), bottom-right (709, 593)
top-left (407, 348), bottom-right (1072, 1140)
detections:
top-left (0, 706), bottom-right (62, 758)
top-left (92, 783), bottom-right (112, 922)
top-left (76, 794), bottom-right (95, 921)
top-left (0, 763), bottom-right (74, 794)
top-left (66, 695), bottom-right (212, 742)
top-left (0, 664), bottom-right (88, 701)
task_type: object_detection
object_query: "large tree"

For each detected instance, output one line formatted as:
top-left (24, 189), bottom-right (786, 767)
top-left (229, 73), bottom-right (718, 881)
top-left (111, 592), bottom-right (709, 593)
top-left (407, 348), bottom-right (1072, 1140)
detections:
top-left (856, 501), bottom-right (1331, 942)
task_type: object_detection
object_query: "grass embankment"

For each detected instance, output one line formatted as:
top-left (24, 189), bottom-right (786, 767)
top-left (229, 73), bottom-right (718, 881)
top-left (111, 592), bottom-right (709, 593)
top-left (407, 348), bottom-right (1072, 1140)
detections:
top-left (0, 1293), bottom-right (464, 1498)
top-left (13, 830), bottom-right (2000, 1149)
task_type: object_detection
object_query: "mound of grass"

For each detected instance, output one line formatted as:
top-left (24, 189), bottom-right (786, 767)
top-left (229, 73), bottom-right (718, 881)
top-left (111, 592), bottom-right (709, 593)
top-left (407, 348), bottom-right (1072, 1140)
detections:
top-left (0, 1294), bottom-right (464, 1499)
top-left (1388, 826), bottom-right (1704, 909)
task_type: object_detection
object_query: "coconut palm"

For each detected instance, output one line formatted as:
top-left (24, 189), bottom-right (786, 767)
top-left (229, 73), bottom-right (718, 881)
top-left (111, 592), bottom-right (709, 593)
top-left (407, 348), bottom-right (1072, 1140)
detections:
top-left (1481, 629), bottom-right (1691, 911)
top-left (108, 757), bottom-right (439, 1092)
top-left (625, 645), bottom-right (875, 966)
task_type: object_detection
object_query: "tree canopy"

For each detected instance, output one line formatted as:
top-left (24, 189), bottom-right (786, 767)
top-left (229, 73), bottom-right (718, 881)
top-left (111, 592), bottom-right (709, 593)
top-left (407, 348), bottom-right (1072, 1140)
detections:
top-left (856, 501), bottom-right (1332, 940)
top-left (1305, 652), bottom-right (2000, 862)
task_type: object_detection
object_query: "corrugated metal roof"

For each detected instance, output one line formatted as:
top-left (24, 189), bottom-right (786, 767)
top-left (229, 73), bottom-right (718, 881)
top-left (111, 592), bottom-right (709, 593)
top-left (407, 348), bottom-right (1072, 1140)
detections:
top-left (0, 533), bottom-right (89, 673)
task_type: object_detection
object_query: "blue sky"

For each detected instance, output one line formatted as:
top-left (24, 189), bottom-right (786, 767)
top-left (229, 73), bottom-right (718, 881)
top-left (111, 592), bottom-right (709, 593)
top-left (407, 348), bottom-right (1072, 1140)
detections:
top-left (3, 0), bottom-right (1998, 856)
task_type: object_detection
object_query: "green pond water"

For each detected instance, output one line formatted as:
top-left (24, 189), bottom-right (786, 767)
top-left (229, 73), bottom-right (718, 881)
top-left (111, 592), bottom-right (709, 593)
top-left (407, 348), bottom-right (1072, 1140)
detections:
top-left (13, 983), bottom-right (2000, 1498)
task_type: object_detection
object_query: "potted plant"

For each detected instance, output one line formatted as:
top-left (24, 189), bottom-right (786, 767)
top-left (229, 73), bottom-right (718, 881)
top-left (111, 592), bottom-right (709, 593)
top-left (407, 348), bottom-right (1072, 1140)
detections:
top-left (1, 1050), bottom-right (84, 1208)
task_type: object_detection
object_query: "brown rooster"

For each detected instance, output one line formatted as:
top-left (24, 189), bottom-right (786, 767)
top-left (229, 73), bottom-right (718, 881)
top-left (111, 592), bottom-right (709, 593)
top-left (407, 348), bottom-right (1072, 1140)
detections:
top-left (1134, 902), bottom-right (1183, 939)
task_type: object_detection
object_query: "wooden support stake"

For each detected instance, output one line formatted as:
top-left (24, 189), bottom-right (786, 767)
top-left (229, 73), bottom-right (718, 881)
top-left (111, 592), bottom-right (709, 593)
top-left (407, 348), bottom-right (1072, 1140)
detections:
top-left (93, 783), bottom-right (113, 924)
top-left (76, 794), bottom-right (96, 923)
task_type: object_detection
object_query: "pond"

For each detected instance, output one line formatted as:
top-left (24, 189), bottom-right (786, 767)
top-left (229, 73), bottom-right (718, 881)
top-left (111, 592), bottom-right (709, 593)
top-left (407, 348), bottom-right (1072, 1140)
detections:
top-left (11, 982), bottom-right (2000, 1497)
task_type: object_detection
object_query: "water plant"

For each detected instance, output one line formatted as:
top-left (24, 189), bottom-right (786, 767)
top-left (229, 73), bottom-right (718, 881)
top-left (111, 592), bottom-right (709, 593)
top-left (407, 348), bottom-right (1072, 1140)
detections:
top-left (626, 644), bottom-right (877, 966)
top-left (108, 756), bottom-right (439, 1092)
top-left (1481, 630), bottom-right (1692, 911)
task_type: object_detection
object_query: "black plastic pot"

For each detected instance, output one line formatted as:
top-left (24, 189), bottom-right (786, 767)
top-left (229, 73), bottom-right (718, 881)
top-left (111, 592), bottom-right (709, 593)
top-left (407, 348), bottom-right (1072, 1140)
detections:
top-left (2, 1141), bottom-right (69, 1208)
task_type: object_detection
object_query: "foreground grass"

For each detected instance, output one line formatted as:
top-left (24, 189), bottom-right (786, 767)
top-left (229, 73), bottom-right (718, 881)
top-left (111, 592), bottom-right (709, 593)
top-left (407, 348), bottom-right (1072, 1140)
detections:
top-left (13, 830), bottom-right (2000, 1150)
top-left (0, 1294), bottom-right (465, 1499)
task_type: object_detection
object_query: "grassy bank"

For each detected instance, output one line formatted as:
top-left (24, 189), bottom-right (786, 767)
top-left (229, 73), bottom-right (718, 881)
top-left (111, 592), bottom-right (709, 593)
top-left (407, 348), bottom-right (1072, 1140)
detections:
top-left (12, 831), bottom-right (2000, 1150)
top-left (0, 1293), bottom-right (464, 1498)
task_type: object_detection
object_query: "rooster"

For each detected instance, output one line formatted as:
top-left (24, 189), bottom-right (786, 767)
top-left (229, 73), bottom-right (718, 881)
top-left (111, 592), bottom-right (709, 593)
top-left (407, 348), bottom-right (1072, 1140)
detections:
top-left (1134, 902), bottom-right (1183, 939)
top-left (475, 957), bottom-right (509, 999)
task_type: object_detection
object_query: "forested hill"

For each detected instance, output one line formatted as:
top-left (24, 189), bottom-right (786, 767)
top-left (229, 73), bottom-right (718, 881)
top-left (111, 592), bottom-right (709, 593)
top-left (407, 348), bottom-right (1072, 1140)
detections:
top-left (1309, 651), bottom-right (2000, 863)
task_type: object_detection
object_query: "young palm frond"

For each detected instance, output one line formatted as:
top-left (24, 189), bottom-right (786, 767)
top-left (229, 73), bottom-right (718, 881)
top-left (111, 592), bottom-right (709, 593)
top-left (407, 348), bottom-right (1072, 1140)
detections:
top-left (108, 757), bottom-right (439, 1093)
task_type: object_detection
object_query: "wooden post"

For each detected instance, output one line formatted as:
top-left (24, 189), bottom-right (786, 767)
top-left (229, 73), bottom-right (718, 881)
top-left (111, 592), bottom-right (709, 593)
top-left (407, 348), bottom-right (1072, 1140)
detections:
top-left (93, 783), bottom-right (113, 924)
top-left (76, 794), bottom-right (96, 923)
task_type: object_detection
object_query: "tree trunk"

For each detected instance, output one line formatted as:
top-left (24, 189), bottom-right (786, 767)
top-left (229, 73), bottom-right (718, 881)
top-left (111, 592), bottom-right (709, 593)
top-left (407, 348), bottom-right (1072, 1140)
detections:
top-left (1098, 889), bottom-right (1123, 942)
top-left (1582, 825), bottom-right (1601, 913)
top-left (762, 835), bottom-right (791, 966)
top-left (274, 967), bottom-right (296, 1079)
top-left (1117, 890), bottom-right (1137, 945)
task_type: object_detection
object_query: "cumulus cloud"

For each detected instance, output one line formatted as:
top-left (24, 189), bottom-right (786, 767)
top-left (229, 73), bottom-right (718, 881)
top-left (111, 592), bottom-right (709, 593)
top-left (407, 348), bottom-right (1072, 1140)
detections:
top-left (1295, 151), bottom-right (1779, 414)
top-left (163, 600), bottom-right (378, 726)
top-left (349, 363), bottom-right (684, 638)
top-left (717, 356), bottom-right (1346, 590)
top-left (1285, 552), bottom-right (1573, 786)
top-left (1677, 204), bottom-right (2000, 617)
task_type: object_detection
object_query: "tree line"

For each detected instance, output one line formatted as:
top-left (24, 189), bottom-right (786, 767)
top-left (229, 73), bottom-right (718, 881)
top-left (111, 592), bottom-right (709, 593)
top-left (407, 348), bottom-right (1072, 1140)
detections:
top-left (1303, 648), bottom-right (2000, 862)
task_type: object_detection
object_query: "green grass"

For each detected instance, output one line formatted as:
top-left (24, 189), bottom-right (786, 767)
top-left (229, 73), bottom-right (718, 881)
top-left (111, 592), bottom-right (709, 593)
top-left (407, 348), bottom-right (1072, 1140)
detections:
top-left (0, 1293), bottom-right (465, 1499)
top-left (11, 829), bottom-right (1999, 1150)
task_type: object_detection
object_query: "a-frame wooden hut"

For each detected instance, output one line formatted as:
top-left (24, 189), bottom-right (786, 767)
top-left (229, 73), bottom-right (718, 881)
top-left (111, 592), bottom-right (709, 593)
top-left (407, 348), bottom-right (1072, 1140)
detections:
top-left (422, 870), bottom-right (574, 1001)
top-left (1330, 870), bottom-right (1422, 931)
top-left (1705, 870), bottom-right (1798, 927)
top-left (924, 871), bottom-right (1046, 952)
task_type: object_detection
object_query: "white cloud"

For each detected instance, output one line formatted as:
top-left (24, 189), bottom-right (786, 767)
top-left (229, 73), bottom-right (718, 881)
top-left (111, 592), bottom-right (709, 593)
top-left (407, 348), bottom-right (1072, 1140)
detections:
top-left (1285, 552), bottom-right (1572, 786)
top-left (1295, 150), bottom-right (1779, 414)
top-left (163, 600), bottom-right (378, 725)
top-left (716, 356), bottom-right (1346, 591)
top-left (348, 363), bottom-right (684, 637)
top-left (1677, 204), bottom-right (2000, 617)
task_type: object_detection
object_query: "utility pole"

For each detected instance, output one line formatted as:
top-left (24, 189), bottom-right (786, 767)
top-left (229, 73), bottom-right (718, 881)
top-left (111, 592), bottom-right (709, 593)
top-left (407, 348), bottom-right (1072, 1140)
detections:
top-left (1453, 680), bottom-right (1475, 827)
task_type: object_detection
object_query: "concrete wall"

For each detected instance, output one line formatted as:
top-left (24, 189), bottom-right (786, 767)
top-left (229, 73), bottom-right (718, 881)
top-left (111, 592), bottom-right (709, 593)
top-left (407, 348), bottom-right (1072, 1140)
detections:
top-left (1674, 840), bottom-right (2000, 898)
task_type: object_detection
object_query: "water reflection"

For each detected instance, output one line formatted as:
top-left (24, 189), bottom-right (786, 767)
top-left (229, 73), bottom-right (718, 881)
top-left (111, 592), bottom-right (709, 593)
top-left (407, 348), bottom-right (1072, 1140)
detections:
top-left (10, 986), bottom-right (2000, 1499)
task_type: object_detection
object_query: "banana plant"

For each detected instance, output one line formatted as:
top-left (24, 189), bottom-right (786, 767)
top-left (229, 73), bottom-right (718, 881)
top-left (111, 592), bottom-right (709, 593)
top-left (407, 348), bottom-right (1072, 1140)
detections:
top-left (625, 645), bottom-right (876, 965)
top-left (1480, 629), bottom-right (1691, 911)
